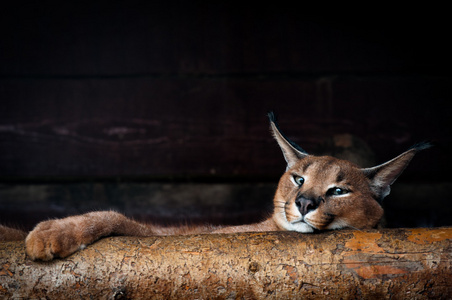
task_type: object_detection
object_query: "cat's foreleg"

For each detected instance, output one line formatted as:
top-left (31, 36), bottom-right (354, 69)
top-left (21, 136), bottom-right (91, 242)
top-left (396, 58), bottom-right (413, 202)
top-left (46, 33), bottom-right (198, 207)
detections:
top-left (25, 211), bottom-right (152, 261)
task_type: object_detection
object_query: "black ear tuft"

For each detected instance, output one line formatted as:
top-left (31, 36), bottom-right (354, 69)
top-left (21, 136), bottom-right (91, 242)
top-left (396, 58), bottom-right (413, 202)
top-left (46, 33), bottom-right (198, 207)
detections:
top-left (267, 111), bottom-right (277, 123)
top-left (409, 141), bottom-right (433, 152)
top-left (267, 112), bottom-right (308, 155)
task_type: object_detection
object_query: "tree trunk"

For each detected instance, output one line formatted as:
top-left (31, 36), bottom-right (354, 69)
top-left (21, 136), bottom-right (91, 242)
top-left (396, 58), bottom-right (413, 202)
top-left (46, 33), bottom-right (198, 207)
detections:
top-left (1, 228), bottom-right (451, 299)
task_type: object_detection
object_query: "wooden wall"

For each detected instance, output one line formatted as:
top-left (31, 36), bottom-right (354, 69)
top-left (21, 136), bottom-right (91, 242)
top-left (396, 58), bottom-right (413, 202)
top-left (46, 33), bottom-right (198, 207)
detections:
top-left (0, 3), bottom-right (450, 228)
top-left (1, 3), bottom-right (450, 180)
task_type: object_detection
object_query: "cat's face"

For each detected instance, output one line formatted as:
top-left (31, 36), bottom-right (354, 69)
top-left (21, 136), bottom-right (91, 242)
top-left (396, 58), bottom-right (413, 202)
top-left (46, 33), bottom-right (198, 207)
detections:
top-left (273, 155), bottom-right (383, 232)
top-left (267, 112), bottom-right (429, 233)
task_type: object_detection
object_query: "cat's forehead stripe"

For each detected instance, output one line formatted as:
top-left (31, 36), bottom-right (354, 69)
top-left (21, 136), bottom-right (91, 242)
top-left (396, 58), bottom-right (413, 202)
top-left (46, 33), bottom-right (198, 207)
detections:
top-left (302, 161), bottom-right (313, 172)
top-left (336, 170), bottom-right (345, 183)
top-left (300, 157), bottom-right (350, 181)
top-left (301, 158), bottom-right (336, 173)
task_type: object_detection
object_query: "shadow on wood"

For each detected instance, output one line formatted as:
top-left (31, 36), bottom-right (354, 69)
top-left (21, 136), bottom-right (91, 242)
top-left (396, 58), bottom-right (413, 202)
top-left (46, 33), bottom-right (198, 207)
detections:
top-left (1, 228), bottom-right (451, 299)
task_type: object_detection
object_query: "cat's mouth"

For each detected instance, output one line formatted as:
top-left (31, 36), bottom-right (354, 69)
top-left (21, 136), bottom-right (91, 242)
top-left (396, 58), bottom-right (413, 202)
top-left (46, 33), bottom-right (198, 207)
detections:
top-left (294, 214), bottom-right (314, 225)
top-left (296, 215), bottom-right (351, 231)
top-left (293, 219), bottom-right (313, 227)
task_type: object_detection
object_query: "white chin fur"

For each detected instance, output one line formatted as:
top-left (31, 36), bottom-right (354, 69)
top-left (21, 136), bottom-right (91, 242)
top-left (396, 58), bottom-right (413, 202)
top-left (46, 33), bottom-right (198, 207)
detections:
top-left (292, 222), bottom-right (315, 233)
top-left (273, 214), bottom-right (315, 233)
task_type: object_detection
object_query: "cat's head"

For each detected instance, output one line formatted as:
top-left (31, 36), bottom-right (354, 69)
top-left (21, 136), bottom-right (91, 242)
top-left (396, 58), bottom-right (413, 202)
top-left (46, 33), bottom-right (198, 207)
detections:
top-left (268, 112), bottom-right (430, 232)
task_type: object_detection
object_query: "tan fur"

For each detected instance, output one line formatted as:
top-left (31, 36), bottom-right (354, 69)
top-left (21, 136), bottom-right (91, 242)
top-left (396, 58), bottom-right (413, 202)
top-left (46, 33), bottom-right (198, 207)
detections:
top-left (8, 114), bottom-right (428, 261)
top-left (272, 156), bottom-right (383, 233)
top-left (0, 224), bottom-right (27, 242)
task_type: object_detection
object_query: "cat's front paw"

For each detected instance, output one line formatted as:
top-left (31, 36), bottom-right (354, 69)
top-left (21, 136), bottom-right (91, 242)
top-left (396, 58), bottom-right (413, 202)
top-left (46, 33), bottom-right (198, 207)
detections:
top-left (26, 218), bottom-right (86, 261)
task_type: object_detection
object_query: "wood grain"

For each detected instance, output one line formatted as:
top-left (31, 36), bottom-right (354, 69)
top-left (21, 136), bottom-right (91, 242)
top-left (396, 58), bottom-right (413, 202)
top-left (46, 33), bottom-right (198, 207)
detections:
top-left (1, 76), bottom-right (448, 178)
top-left (1, 228), bottom-right (451, 299)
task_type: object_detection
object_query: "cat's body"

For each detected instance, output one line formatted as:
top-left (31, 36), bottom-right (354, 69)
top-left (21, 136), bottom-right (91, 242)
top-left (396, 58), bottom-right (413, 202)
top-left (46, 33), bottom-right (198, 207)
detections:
top-left (1, 113), bottom-right (429, 261)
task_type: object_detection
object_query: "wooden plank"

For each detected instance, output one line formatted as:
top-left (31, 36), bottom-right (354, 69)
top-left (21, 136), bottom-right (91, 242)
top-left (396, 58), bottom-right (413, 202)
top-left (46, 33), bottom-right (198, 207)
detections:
top-left (1, 228), bottom-right (451, 299)
top-left (0, 182), bottom-right (450, 232)
top-left (0, 76), bottom-right (450, 178)
top-left (0, 3), bottom-right (449, 76)
top-left (0, 182), bottom-right (276, 231)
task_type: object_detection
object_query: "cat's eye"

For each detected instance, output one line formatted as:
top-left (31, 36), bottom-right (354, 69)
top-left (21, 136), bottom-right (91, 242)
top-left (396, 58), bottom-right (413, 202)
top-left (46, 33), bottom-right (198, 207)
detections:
top-left (327, 187), bottom-right (349, 196)
top-left (293, 175), bottom-right (305, 186)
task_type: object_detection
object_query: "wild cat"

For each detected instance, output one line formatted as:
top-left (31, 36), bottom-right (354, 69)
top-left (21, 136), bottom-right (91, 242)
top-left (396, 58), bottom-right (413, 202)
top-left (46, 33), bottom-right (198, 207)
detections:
top-left (1, 113), bottom-right (429, 260)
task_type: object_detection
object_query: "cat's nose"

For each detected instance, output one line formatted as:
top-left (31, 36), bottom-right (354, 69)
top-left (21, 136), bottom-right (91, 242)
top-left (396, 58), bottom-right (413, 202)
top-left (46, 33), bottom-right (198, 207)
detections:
top-left (295, 197), bottom-right (317, 215)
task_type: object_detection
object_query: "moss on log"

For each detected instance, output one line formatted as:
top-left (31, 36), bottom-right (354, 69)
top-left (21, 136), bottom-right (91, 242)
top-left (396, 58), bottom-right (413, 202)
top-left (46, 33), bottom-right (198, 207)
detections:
top-left (1, 228), bottom-right (451, 299)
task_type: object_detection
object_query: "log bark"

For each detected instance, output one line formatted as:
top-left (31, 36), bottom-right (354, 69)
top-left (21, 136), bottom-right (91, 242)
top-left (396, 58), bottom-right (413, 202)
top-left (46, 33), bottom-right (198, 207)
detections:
top-left (1, 228), bottom-right (451, 299)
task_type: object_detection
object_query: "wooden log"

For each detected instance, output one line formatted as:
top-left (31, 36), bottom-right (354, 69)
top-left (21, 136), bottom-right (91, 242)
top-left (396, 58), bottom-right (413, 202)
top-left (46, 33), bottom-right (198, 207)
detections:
top-left (1, 228), bottom-right (451, 299)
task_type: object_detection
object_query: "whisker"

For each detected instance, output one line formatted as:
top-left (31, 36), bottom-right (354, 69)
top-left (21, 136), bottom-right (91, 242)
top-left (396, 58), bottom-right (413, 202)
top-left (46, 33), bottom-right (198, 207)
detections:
top-left (275, 202), bottom-right (288, 206)
top-left (285, 212), bottom-right (300, 218)
top-left (347, 225), bottom-right (362, 231)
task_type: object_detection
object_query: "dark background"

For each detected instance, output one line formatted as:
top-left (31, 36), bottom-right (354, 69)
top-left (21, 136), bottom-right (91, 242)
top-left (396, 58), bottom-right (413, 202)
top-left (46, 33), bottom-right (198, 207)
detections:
top-left (1, 2), bottom-right (451, 230)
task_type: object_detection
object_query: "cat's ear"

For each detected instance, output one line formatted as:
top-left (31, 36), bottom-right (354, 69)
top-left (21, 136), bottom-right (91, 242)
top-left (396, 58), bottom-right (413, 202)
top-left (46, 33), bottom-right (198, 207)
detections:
top-left (268, 112), bottom-right (308, 169)
top-left (362, 143), bottom-right (431, 201)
